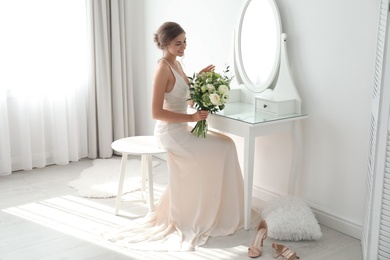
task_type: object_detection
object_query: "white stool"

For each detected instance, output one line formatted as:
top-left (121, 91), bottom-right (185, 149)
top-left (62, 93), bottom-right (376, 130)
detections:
top-left (111, 136), bottom-right (166, 215)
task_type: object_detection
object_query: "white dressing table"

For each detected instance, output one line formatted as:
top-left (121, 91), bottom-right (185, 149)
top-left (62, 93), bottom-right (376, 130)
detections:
top-left (206, 102), bottom-right (307, 230)
top-left (205, 0), bottom-right (306, 231)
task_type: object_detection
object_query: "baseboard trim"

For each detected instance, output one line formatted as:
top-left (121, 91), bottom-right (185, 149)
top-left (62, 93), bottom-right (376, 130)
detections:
top-left (310, 205), bottom-right (362, 240)
top-left (252, 185), bottom-right (362, 240)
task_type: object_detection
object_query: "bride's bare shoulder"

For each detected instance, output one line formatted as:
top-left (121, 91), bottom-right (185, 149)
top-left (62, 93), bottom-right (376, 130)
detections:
top-left (156, 59), bottom-right (171, 71)
top-left (154, 59), bottom-right (173, 82)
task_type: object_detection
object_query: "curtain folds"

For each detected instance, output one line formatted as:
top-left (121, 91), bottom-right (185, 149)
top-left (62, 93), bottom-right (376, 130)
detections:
top-left (0, 0), bottom-right (135, 175)
top-left (87, 0), bottom-right (135, 159)
top-left (0, 0), bottom-right (89, 176)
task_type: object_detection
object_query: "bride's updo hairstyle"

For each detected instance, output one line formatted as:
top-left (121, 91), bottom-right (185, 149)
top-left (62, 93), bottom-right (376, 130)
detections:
top-left (154, 22), bottom-right (185, 50)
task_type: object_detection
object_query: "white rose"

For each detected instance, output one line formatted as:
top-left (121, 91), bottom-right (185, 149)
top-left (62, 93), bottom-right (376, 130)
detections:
top-left (206, 84), bottom-right (215, 92)
top-left (209, 93), bottom-right (221, 105)
top-left (218, 85), bottom-right (229, 95)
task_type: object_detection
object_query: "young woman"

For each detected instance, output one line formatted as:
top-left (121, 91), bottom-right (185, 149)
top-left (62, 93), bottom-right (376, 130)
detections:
top-left (109, 21), bottom-right (245, 252)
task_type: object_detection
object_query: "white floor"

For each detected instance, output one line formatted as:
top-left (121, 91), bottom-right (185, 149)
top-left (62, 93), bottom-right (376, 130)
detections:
top-left (0, 156), bottom-right (363, 260)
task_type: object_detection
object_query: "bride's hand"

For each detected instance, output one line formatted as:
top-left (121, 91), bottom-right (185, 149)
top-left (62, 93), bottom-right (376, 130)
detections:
top-left (199, 65), bottom-right (215, 74)
top-left (191, 110), bottom-right (208, 122)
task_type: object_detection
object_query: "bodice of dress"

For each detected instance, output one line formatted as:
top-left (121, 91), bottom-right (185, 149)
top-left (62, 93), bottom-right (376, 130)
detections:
top-left (154, 61), bottom-right (190, 135)
top-left (163, 66), bottom-right (189, 113)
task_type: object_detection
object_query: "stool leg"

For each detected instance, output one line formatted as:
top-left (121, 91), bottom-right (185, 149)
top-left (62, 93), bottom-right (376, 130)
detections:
top-left (115, 153), bottom-right (128, 215)
top-left (146, 154), bottom-right (154, 210)
top-left (141, 155), bottom-right (147, 199)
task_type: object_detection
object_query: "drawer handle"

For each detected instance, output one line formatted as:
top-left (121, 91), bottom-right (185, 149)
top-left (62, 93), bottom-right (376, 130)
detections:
top-left (263, 104), bottom-right (268, 108)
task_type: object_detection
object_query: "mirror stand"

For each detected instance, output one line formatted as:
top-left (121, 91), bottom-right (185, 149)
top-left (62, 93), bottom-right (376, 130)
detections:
top-left (255, 33), bottom-right (301, 115)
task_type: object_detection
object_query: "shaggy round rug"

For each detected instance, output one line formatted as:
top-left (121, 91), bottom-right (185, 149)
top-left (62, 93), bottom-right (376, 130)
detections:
top-left (68, 158), bottom-right (159, 198)
top-left (261, 195), bottom-right (322, 241)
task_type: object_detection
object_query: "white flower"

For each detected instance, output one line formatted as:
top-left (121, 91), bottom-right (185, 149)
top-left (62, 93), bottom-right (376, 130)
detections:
top-left (206, 84), bottom-right (215, 92)
top-left (209, 93), bottom-right (221, 105)
top-left (218, 85), bottom-right (229, 95)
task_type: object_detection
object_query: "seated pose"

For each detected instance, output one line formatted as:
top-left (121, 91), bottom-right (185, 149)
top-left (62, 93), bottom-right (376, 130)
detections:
top-left (109, 21), bottom-right (245, 252)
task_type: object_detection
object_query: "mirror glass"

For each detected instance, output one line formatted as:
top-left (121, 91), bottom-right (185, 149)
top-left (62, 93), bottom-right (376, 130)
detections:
top-left (236, 0), bottom-right (281, 93)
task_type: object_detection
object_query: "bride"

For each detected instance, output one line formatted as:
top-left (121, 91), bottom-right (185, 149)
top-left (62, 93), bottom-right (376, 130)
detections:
top-left (109, 21), bottom-right (245, 252)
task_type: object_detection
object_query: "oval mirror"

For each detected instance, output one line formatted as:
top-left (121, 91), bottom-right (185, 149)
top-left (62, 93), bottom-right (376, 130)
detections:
top-left (236, 0), bottom-right (281, 93)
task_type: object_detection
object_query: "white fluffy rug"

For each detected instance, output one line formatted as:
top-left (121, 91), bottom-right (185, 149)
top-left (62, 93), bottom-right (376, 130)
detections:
top-left (69, 158), bottom-right (159, 198)
top-left (261, 195), bottom-right (322, 241)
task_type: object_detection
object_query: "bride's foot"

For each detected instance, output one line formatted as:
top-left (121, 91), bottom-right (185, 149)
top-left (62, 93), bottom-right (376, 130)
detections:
top-left (248, 219), bottom-right (268, 258)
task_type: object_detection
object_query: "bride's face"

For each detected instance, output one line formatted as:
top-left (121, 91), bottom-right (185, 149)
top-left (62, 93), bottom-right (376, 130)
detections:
top-left (166, 33), bottom-right (186, 57)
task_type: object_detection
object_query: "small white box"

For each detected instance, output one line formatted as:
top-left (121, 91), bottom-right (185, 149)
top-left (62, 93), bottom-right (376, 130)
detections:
top-left (255, 96), bottom-right (296, 115)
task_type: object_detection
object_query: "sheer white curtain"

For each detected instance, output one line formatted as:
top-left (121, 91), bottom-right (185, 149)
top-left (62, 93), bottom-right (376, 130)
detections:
top-left (0, 0), bottom-right (89, 176)
top-left (0, 0), bottom-right (136, 176)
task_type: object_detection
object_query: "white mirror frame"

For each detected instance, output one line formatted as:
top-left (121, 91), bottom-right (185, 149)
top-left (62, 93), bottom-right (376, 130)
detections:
top-left (235, 0), bottom-right (282, 93)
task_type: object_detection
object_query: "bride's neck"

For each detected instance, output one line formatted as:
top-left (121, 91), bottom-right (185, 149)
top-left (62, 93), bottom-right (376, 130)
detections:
top-left (162, 52), bottom-right (177, 64)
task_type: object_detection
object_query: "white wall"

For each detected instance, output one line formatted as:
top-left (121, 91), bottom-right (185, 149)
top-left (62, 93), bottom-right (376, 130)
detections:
top-left (135, 0), bottom-right (380, 239)
top-left (273, 0), bottom-right (379, 238)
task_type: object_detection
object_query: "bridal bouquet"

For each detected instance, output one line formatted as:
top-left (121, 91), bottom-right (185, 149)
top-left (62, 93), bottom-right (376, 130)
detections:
top-left (188, 66), bottom-right (233, 138)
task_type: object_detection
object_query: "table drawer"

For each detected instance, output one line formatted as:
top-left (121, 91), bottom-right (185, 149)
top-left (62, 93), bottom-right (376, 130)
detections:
top-left (255, 97), bottom-right (296, 115)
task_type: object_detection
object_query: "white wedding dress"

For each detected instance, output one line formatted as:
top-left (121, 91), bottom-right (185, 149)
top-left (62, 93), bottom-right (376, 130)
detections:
top-left (108, 62), bottom-right (245, 251)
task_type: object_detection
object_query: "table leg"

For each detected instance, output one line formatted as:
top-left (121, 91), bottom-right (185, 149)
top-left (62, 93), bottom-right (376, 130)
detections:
top-left (244, 134), bottom-right (255, 230)
top-left (288, 121), bottom-right (302, 195)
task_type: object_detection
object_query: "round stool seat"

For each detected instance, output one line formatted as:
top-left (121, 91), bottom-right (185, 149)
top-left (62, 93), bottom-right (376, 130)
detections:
top-left (111, 136), bottom-right (166, 215)
top-left (111, 136), bottom-right (166, 155)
